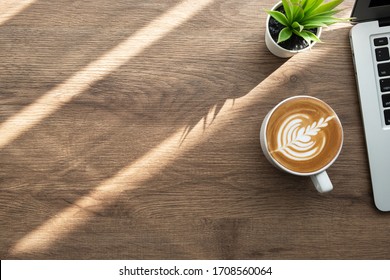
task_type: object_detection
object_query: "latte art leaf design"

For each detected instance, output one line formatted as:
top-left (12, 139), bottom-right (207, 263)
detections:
top-left (274, 115), bottom-right (334, 161)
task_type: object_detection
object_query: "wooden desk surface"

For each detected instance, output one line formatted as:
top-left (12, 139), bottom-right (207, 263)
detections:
top-left (1, 0), bottom-right (389, 260)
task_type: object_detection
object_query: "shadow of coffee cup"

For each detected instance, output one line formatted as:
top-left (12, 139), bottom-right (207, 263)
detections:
top-left (260, 95), bottom-right (343, 193)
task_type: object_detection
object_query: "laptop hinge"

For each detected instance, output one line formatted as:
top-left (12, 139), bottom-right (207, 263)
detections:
top-left (379, 18), bottom-right (390, 27)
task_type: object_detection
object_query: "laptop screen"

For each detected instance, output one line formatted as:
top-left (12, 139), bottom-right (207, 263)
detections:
top-left (352, 0), bottom-right (390, 22)
top-left (369, 0), bottom-right (388, 8)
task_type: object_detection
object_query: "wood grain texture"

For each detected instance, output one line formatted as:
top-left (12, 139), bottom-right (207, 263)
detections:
top-left (1, 0), bottom-right (389, 259)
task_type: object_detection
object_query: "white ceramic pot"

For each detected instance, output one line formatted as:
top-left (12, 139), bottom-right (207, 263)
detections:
top-left (265, 1), bottom-right (322, 58)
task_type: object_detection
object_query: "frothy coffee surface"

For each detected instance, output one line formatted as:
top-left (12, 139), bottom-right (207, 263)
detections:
top-left (266, 96), bottom-right (343, 173)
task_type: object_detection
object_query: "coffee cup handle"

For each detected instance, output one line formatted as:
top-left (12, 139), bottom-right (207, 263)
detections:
top-left (310, 171), bottom-right (333, 193)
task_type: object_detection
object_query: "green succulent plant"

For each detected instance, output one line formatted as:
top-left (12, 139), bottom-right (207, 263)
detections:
top-left (266, 0), bottom-right (346, 45)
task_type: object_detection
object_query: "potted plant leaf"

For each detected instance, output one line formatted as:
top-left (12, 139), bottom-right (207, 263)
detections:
top-left (265, 0), bottom-right (347, 58)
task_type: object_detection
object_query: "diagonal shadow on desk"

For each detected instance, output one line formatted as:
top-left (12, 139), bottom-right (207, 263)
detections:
top-left (0, 0), bottom-right (180, 120)
top-left (1, 2), bottom-right (374, 260)
top-left (0, 0), bottom-right (290, 259)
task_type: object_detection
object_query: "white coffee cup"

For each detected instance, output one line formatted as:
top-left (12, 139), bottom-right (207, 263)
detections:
top-left (260, 96), bottom-right (343, 193)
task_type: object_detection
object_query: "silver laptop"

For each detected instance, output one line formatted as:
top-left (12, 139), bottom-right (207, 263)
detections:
top-left (350, 0), bottom-right (390, 211)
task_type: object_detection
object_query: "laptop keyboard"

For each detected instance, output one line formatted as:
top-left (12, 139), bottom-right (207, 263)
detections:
top-left (374, 35), bottom-right (390, 126)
